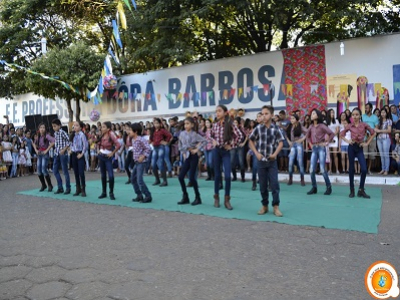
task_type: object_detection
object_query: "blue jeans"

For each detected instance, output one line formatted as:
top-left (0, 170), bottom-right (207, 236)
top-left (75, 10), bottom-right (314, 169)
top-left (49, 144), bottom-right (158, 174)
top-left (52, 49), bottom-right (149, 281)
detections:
top-left (310, 146), bottom-right (331, 188)
top-left (98, 154), bottom-right (114, 179)
top-left (213, 148), bottom-right (231, 196)
top-left (348, 144), bottom-right (367, 189)
top-left (131, 162), bottom-right (151, 197)
top-left (71, 152), bottom-right (86, 187)
top-left (289, 142), bottom-right (305, 176)
top-left (258, 159), bottom-right (280, 207)
top-left (179, 154), bottom-right (200, 196)
top-left (230, 146), bottom-right (245, 171)
top-left (377, 138), bottom-right (391, 172)
top-left (151, 146), bottom-right (165, 172)
top-left (252, 154), bottom-right (258, 181)
top-left (163, 145), bottom-right (172, 173)
top-left (11, 152), bottom-right (19, 177)
top-left (53, 154), bottom-right (71, 190)
top-left (204, 150), bottom-right (213, 168)
top-left (37, 153), bottom-right (50, 176)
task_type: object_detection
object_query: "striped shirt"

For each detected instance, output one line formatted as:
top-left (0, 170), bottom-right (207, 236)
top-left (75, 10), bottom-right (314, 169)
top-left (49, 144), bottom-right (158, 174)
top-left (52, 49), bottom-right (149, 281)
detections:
top-left (53, 129), bottom-right (70, 156)
top-left (71, 131), bottom-right (87, 153)
top-left (249, 123), bottom-right (284, 158)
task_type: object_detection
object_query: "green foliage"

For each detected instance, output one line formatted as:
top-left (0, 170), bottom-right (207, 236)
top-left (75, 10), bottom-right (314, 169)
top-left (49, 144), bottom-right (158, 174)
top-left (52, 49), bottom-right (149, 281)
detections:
top-left (25, 41), bottom-right (104, 102)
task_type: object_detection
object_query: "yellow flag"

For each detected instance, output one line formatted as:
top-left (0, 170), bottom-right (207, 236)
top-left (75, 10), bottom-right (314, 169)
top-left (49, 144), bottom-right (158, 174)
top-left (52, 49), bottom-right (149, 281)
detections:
top-left (117, 2), bottom-right (127, 30)
top-left (238, 87), bottom-right (243, 98)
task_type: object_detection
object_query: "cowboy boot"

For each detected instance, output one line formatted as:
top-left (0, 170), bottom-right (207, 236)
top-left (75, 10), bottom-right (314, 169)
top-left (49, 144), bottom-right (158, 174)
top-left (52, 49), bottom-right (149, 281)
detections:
top-left (300, 175), bottom-right (305, 186)
top-left (205, 168), bottom-right (212, 181)
top-left (252, 180), bottom-right (257, 191)
top-left (224, 195), bottom-right (233, 210)
top-left (213, 194), bottom-right (220, 208)
top-left (287, 175), bottom-right (293, 185)
top-left (240, 169), bottom-right (245, 182)
top-left (81, 185), bottom-right (86, 197)
top-left (153, 170), bottom-right (160, 186)
top-left (109, 177), bottom-right (115, 200)
top-left (177, 193), bottom-right (190, 205)
top-left (45, 175), bottom-right (53, 192)
top-left (98, 178), bottom-right (107, 199)
top-left (159, 170), bottom-right (168, 187)
top-left (73, 183), bottom-right (81, 196)
top-left (38, 175), bottom-right (47, 192)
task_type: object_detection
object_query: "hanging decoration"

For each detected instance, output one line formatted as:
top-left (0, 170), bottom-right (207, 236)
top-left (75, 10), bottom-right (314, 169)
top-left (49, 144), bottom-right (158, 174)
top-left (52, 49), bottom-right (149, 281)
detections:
top-left (103, 74), bottom-right (118, 90)
top-left (89, 110), bottom-right (101, 122)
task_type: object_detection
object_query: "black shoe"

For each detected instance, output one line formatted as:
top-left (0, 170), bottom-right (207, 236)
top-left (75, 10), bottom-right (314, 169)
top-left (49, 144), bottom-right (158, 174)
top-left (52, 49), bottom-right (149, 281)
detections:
top-left (54, 189), bottom-right (64, 195)
top-left (132, 195), bottom-right (143, 202)
top-left (324, 186), bottom-right (332, 195)
top-left (191, 196), bottom-right (202, 206)
top-left (232, 178), bottom-right (237, 182)
top-left (357, 189), bottom-right (370, 199)
top-left (159, 181), bottom-right (168, 187)
top-left (307, 187), bottom-right (317, 195)
top-left (125, 180), bottom-right (131, 185)
top-left (205, 176), bottom-right (212, 181)
top-left (109, 193), bottom-right (116, 200)
top-left (178, 193), bottom-right (190, 205)
top-left (98, 193), bottom-right (107, 199)
top-left (349, 189), bottom-right (355, 198)
top-left (152, 180), bottom-right (160, 186)
top-left (252, 181), bottom-right (257, 191)
top-left (142, 196), bottom-right (152, 203)
top-left (186, 182), bottom-right (193, 187)
top-left (64, 189), bottom-right (71, 195)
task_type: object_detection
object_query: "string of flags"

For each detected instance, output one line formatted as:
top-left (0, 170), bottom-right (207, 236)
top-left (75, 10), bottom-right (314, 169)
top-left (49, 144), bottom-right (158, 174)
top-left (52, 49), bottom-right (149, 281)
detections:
top-left (0, 0), bottom-right (137, 104)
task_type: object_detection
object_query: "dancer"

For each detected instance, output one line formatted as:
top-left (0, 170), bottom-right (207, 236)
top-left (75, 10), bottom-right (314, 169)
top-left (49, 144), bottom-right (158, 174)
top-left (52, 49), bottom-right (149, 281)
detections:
top-left (129, 123), bottom-right (152, 203)
top-left (203, 118), bottom-right (214, 181)
top-left (249, 105), bottom-right (284, 217)
top-left (32, 123), bottom-right (55, 192)
top-left (149, 118), bottom-right (172, 187)
top-left (340, 108), bottom-right (375, 198)
top-left (286, 114), bottom-right (307, 186)
top-left (305, 109), bottom-right (335, 195)
top-left (98, 121), bottom-right (121, 200)
top-left (211, 105), bottom-right (243, 210)
top-left (70, 121), bottom-right (88, 197)
top-left (51, 119), bottom-right (71, 194)
top-left (177, 117), bottom-right (207, 206)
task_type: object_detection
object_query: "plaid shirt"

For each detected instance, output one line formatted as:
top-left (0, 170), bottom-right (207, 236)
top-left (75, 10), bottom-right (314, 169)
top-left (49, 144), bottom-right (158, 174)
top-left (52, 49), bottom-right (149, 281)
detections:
top-left (249, 123), bottom-right (284, 157)
top-left (132, 136), bottom-right (151, 162)
top-left (71, 131), bottom-right (87, 153)
top-left (211, 120), bottom-right (243, 148)
top-left (54, 129), bottom-right (70, 156)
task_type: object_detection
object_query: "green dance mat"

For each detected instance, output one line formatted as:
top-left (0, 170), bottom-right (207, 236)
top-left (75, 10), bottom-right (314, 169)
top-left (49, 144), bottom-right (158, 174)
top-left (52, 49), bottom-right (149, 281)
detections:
top-left (18, 176), bottom-right (382, 234)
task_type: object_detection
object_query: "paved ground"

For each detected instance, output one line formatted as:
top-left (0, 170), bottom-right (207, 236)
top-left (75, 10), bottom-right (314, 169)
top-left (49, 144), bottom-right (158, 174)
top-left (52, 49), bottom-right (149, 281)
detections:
top-left (0, 172), bottom-right (399, 300)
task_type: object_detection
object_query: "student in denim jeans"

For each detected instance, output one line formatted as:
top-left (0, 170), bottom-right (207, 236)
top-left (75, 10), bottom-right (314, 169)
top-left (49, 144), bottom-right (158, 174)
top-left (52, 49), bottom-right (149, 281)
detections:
top-left (375, 109), bottom-right (393, 176)
top-left (129, 123), bottom-right (152, 203)
top-left (340, 108), bottom-right (375, 198)
top-left (51, 119), bottom-right (71, 195)
top-left (305, 109), bottom-right (335, 196)
top-left (249, 105), bottom-right (284, 217)
top-left (32, 123), bottom-right (55, 192)
top-left (285, 114), bottom-right (308, 186)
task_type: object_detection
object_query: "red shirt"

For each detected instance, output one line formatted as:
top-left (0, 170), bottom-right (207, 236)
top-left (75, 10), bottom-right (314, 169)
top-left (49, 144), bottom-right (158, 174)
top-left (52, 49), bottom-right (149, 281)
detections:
top-left (150, 128), bottom-right (172, 147)
top-left (306, 123), bottom-right (334, 144)
top-left (98, 131), bottom-right (121, 151)
top-left (340, 122), bottom-right (375, 143)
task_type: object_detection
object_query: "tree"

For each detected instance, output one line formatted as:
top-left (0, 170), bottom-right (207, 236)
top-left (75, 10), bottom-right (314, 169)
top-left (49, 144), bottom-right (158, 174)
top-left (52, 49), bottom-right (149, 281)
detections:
top-left (25, 42), bottom-right (104, 122)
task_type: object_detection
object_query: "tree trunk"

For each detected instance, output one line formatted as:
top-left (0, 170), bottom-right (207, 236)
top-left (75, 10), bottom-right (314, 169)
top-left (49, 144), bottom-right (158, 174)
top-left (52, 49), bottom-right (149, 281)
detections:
top-left (66, 99), bottom-right (74, 123)
top-left (75, 98), bottom-right (81, 123)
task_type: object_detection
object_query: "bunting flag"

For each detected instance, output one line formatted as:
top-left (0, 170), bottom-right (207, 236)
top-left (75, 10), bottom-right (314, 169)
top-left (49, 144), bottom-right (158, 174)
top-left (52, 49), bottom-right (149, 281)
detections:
top-left (246, 86), bottom-right (251, 94)
top-left (263, 84), bottom-right (269, 94)
top-left (112, 20), bottom-right (123, 48)
top-left (286, 84), bottom-right (293, 96)
top-left (202, 92), bottom-right (207, 100)
top-left (328, 85), bottom-right (335, 97)
top-left (117, 2), bottom-right (127, 29)
top-left (108, 46), bottom-right (120, 65)
top-left (223, 89), bottom-right (228, 99)
top-left (310, 84), bottom-right (318, 93)
top-left (98, 76), bottom-right (104, 94)
top-left (281, 84), bottom-right (286, 95)
top-left (252, 85), bottom-right (258, 92)
top-left (229, 88), bottom-right (236, 97)
top-left (131, 0), bottom-right (137, 10)
top-left (238, 87), bottom-right (243, 98)
top-left (177, 93), bottom-right (182, 101)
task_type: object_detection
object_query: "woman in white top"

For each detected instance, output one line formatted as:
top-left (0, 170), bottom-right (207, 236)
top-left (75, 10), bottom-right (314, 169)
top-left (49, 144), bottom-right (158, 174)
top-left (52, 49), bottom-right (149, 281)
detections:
top-left (375, 109), bottom-right (392, 175)
top-left (339, 118), bottom-right (351, 173)
top-left (326, 109), bottom-right (340, 174)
